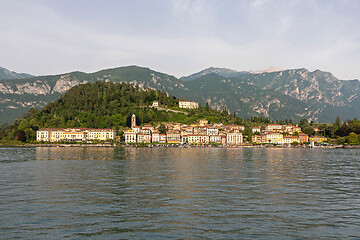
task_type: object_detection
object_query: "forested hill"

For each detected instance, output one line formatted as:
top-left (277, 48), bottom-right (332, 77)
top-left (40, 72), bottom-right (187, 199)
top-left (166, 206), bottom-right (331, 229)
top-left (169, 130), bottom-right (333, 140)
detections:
top-left (17, 82), bottom-right (180, 129)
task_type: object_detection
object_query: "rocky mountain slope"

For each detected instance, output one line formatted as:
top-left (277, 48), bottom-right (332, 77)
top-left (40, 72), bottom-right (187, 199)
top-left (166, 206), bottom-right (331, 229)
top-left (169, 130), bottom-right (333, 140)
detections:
top-left (0, 65), bottom-right (359, 124)
top-left (0, 67), bottom-right (33, 80)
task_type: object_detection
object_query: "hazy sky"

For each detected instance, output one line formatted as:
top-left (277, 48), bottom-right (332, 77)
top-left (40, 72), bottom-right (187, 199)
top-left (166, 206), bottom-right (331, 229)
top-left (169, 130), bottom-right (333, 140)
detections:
top-left (1, 0), bottom-right (359, 79)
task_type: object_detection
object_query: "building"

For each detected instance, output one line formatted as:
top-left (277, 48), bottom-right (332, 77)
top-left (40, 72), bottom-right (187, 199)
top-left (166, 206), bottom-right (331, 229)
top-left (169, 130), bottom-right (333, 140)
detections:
top-left (252, 135), bottom-right (262, 143)
top-left (152, 101), bottom-right (159, 107)
top-left (210, 135), bottom-right (221, 143)
top-left (36, 128), bottom-right (115, 142)
top-left (36, 129), bottom-right (51, 142)
top-left (137, 133), bottom-right (151, 143)
top-left (265, 124), bottom-right (283, 132)
top-left (310, 136), bottom-right (327, 143)
top-left (292, 126), bottom-right (302, 133)
top-left (198, 134), bottom-right (209, 144)
top-left (86, 129), bottom-right (116, 141)
top-left (131, 114), bottom-right (137, 128)
top-left (62, 128), bottom-right (86, 142)
top-left (152, 132), bottom-right (160, 143)
top-left (140, 128), bottom-right (151, 134)
top-left (199, 119), bottom-right (208, 126)
top-left (251, 126), bottom-right (261, 133)
top-left (132, 126), bottom-right (140, 133)
top-left (159, 134), bottom-right (167, 143)
top-left (179, 100), bottom-right (199, 109)
top-left (262, 132), bottom-right (283, 144)
top-left (206, 127), bottom-right (219, 136)
top-left (226, 131), bottom-right (243, 145)
top-left (124, 130), bottom-right (137, 143)
top-left (298, 133), bottom-right (309, 143)
top-left (188, 134), bottom-right (199, 144)
top-left (166, 131), bottom-right (181, 144)
top-left (187, 134), bottom-right (209, 144)
top-left (142, 125), bottom-right (154, 132)
top-left (283, 135), bottom-right (300, 144)
top-left (181, 135), bottom-right (189, 143)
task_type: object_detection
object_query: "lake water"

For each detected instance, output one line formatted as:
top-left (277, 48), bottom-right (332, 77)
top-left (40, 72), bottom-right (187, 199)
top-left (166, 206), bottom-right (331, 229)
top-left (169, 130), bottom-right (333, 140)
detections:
top-left (1, 147), bottom-right (360, 239)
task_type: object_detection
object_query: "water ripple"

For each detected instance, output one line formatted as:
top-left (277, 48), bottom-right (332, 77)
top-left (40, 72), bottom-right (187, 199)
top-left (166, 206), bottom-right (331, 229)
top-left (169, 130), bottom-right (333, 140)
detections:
top-left (1, 147), bottom-right (360, 239)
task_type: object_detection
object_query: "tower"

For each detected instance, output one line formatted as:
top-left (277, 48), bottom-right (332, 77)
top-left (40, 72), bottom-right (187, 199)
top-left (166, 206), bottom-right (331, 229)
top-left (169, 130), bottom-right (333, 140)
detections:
top-left (131, 114), bottom-right (136, 128)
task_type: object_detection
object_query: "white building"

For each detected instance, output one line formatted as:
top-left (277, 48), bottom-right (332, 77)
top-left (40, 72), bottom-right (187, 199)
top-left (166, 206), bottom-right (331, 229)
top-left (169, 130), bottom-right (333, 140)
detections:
top-left (206, 128), bottom-right (219, 136)
top-left (210, 135), bottom-right (221, 143)
top-left (124, 130), bottom-right (137, 143)
top-left (152, 132), bottom-right (160, 143)
top-left (179, 100), bottom-right (199, 109)
top-left (226, 131), bottom-right (243, 145)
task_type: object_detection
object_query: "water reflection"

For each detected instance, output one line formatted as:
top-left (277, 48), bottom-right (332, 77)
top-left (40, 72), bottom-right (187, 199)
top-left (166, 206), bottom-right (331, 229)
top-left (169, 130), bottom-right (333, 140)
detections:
top-left (36, 146), bottom-right (116, 160)
top-left (1, 147), bottom-right (360, 239)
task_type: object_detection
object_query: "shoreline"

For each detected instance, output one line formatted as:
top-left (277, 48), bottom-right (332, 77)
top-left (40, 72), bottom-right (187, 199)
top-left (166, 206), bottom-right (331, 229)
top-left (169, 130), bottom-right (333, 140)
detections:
top-left (1, 143), bottom-right (356, 149)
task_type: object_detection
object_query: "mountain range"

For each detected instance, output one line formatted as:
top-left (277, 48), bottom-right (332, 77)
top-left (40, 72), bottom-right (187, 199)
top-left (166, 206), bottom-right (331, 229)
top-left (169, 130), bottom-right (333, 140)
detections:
top-left (0, 65), bottom-right (359, 124)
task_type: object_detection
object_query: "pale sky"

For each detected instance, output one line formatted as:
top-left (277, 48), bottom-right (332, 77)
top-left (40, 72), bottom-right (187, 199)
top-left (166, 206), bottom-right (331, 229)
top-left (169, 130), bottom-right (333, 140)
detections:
top-left (0, 0), bottom-right (359, 80)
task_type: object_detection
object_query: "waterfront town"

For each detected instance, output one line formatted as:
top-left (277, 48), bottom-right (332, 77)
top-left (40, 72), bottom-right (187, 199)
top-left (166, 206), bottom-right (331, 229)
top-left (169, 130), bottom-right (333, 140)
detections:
top-left (36, 116), bottom-right (326, 145)
top-left (36, 100), bottom-right (327, 145)
top-left (37, 120), bottom-right (327, 148)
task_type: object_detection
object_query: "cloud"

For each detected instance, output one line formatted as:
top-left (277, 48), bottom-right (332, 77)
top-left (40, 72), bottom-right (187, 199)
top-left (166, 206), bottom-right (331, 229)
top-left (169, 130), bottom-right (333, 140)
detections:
top-left (0, 0), bottom-right (359, 80)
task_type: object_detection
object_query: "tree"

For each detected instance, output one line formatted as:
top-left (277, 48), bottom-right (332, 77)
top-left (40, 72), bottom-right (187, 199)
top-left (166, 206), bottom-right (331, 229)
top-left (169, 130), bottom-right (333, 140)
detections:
top-left (158, 124), bottom-right (167, 134)
top-left (205, 102), bottom-right (210, 112)
top-left (347, 132), bottom-right (359, 145)
top-left (16, 130), bottom-right (26, 142)
top-left (303, 126), bottom-right (315, 136)
top-left (335, 116), bottom-right (341, 128)
top-left (335, 137), bottom-right (346, 145)
top-left (299, 118), bottom-right (309, 131)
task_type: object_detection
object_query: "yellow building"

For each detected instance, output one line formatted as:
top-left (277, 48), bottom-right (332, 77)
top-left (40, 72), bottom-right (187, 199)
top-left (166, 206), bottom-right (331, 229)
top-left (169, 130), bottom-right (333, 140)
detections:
top-left (166, 131), bottom-right (181, 144)
top-left (262, 132), bottom-right (283, 144)
top-left (310, 136), bottom-right (327, 143)
top-left (283, 135), bottom-right (300, 144)
top-left (36, 128), bottom-right (115, 142)
top-left (86, 129), bottom-right (116, 141)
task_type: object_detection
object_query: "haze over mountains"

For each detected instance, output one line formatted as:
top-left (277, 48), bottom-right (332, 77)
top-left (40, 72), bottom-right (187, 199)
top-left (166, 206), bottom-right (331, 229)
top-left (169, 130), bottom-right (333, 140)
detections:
top-left (0, 66), bottom-right (359, 124)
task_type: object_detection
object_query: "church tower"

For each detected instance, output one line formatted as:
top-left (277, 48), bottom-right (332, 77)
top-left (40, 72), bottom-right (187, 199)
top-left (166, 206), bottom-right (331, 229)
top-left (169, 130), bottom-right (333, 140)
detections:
top-left (131, 114), bottom-right (136, 128)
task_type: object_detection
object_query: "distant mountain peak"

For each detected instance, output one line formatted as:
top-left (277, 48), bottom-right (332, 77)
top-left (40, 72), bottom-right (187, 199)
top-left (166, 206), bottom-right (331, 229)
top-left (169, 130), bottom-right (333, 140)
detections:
top-left (0, 67), bottom-right (34, 80)
top-left (180, 67), bottom-right (245, 81)
top-left (248, 66), bottom-right (282, 74)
